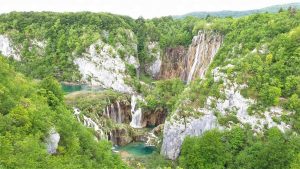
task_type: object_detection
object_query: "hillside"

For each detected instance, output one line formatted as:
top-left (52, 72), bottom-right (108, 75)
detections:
top-left (0, 8), bottom-right (300, 169)
top-left (174, 2), bottom-right (300, 19)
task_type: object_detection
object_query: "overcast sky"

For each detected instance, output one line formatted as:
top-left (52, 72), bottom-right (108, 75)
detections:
top-left (0, 0), bottom-right (299, 18)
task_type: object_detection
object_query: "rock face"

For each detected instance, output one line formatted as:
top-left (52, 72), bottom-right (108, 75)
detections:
top-left (74, 40), bottom-right (138, 93)
top-left (161, 64), bottom-right (292, 160)
top-left (46, 128), bottom-right (60, 154)
top-left (103, 101), bottom-right (131, 124)
top-left (161, 114), bottom-right (218, 160)
top-left (109, 128), bottom-right (133, 146)
top-left (0, 35), bottom-right (21, 61)
top-left (211, 66), bottom-right (291, 132)
top-left (158, 31), bottom-right (223, 82)
top-left (185, 30), bottom-right (223, 83)
top-left (142, 108), bottom-right (167, 127)
top-left (159, 46), bottom-right (187, 80)
top-left (145, 42), bottom-right (161, 78)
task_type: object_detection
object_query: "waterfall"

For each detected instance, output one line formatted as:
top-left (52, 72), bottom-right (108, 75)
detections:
top-left (116, 101), bottom-right (122, 123)
top-left (103, 101), bottom-right (123, 123)
top-left (110, 104), bottom-right (117, 122)
top-left (187, 43), bottom-right (201, 83)
top-left (185, 31), bottom-right (223, 83)
top-left (130, 95), bottom-right (143, 128)
top-left (73, 107), bottom-right (107, 140)
top-left (145, 130), bottom-right (159, 146)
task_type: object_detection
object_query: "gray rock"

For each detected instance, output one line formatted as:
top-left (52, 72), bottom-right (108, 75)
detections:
top-left (46, 128), bottom-right (60, 154)
top-left (161, 114), bottom-right (217, 160)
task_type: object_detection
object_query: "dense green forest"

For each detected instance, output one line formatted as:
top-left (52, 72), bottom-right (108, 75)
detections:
top-left (180, 127), bottom-right (300, 169)
top-left (0, 56), bottom-right (127, 168)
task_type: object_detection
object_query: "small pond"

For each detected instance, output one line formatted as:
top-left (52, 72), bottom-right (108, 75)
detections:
top-left (61, 84), bottom-right (103, 93)
top-left (115, 142), bottom-right (156, 156)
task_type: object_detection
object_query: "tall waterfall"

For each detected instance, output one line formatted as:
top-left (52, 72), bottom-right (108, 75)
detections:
top-left (158, 30), bottom-right (223, 83)
top-left (187, 43), bottom-right (201, 83)
top-left (186, 31), bottom-right (223, 83)
top-left (130, 95), bottom-right (143, 128)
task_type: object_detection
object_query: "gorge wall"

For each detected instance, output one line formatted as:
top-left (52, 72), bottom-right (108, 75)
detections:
top-left (71, 95), bottom-right (167, 146)
top-left (159, 31), bottom-right (223, 82)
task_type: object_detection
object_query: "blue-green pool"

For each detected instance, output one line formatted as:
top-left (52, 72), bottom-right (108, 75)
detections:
top-left (115, 142), bottom-right (156, 156)
top-left (61, 84), bottom-right (103, 93)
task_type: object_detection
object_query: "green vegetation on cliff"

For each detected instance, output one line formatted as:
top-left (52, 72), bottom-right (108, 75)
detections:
top-left (0, 57), bottom-right (128, 169)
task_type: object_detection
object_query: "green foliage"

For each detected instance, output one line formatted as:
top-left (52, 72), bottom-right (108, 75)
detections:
top-left (0, 57), bottom-right (128, 169)
top-left (0, 12), bottom-right (136, 81)
top-left (180, 127), bottom-right (300, 169)
top-left (180, 130), bottom-right (229, 169)
top-left (143, 78), bottom-right (185, 111)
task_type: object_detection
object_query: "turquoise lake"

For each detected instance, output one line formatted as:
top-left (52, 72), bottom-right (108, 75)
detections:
top-left (115, 142), bottom-right (156, 156)
top-left (61, 84), bottom-right (103, 93)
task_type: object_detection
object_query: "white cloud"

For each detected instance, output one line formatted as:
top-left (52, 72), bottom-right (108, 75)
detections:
top-left (0, 0), bottom-right (299, 18)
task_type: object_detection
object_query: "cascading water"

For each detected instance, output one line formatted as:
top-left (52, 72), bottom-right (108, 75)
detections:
top-left (116, 101), bottom-right (122, 123)
top-left (187, 42), bottom-right (201, 83)
top-left (130, 95), bottom-right (143, 128)
top-left (73, 107), bottom-right (107, 140)
top-left (186, 31), bottom-right (223, 83)
top-left (145, 130), bottom-right (159, 147)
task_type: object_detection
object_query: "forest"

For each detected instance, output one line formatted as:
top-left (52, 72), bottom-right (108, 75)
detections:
top-left (0, 7), bottom-right (299, 169)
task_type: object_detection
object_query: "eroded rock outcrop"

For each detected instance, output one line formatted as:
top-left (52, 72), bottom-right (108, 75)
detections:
top-left (159, 46), bottom-right (187, 80)
top-left (74, 40), bottom-right (138, 93)
top-left (109, 128), bottom-right (133, 146)
top-left (145, 42), bottom-right (161, 78)
top-left (0, 35), bottom-right (21, 61)
top-left (46, 128), bottom-right (60, 154)
top-left (161, 114), bottom-right (218, 160)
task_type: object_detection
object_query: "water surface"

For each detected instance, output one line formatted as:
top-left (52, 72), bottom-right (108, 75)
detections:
top-left (61, 84), bottom-right (103, 93)
top-left (115, 142), bottom-right (156, 156)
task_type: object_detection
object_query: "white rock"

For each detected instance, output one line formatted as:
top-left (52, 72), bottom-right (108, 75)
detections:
top-left (161, 114), bottom-right (218, 160)
top-left (46, 128), bottom-right (60, 154)
top-left (74, 40), bottom-right (133, 93)
top-left (145, 42), bottom-right (161, 78)
top-left (0, 35), bottom-right (21, 61)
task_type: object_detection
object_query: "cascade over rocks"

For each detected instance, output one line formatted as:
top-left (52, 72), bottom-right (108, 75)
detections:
top-left (103, 101), bottom-right (131, 124)
top-left (185, 30), bottom-right (223, 83)
top-left (72, 95), bottom-right (167, 146)
top-left (158, 30), bottom-right (223, 82)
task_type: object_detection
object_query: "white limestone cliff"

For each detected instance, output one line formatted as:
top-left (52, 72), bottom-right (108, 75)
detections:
top-left (74, 40), bottom-right (139, 93)
top-left (0, 35), bottom-right (21, 61)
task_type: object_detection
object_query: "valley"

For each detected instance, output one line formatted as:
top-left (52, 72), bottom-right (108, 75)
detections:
top-left (0, 5), bottom-right (300, 169)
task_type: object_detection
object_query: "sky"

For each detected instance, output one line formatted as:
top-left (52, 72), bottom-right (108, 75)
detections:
top-left (0, 0), bottom-right (299, 18)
